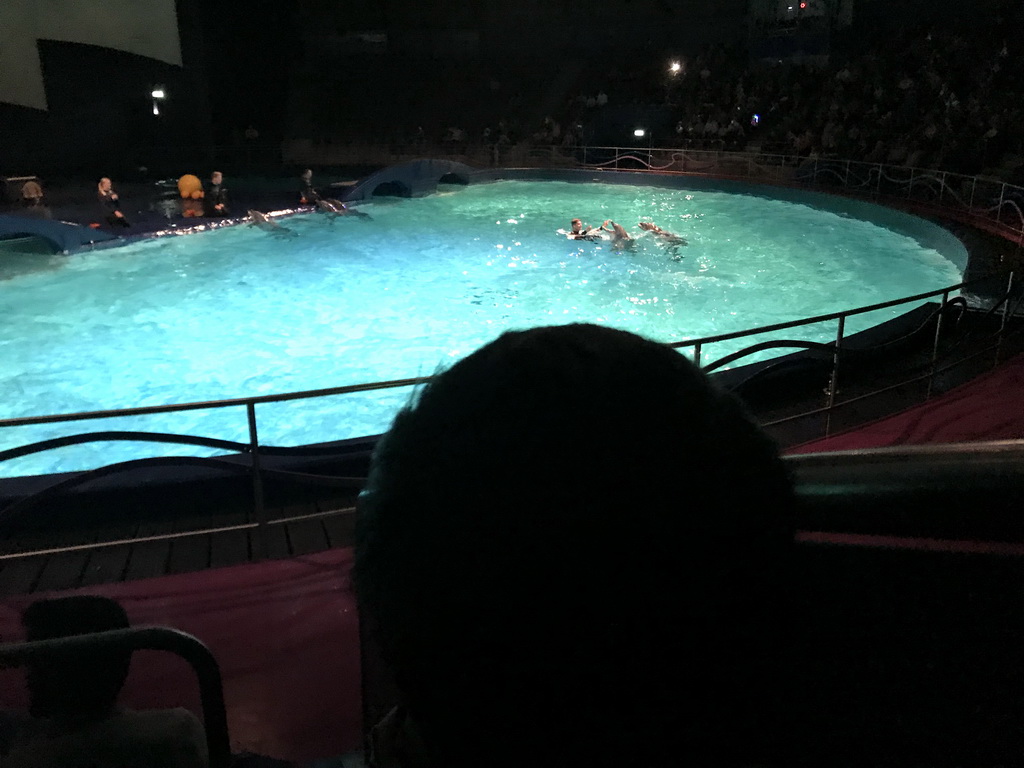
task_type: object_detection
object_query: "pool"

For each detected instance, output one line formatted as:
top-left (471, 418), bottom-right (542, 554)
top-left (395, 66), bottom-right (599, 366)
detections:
top-left (0, 177), bottom-right (966, 478)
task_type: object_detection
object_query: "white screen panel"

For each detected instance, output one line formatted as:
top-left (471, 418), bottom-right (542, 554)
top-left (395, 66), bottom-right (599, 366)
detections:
top-left (0, 0), bottom-right (181, 110)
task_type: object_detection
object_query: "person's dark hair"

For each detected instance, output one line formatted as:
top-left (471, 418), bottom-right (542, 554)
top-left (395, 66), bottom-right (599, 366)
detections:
top-left (356, 323), bottom-right (795, 767)
top-left (22, 596), bottom-right (131, 721)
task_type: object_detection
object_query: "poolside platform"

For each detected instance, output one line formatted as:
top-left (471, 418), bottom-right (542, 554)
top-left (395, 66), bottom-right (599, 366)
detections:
top-left (0, 173), bottom-right (372, 251)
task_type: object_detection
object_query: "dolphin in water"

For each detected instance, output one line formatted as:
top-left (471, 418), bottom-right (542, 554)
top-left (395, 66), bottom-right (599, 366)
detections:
top-left (248, 209), bottom-right (297, 237)
top-left (316, 198), bottom-right (372, 220)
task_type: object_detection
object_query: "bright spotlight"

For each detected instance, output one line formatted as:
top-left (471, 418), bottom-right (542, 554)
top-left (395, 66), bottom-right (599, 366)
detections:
top-left (634, 128), bottom-right (646, 138)
top-left (669, 61), bottom-right (681, 74)
top-left (152, 102), bottom-right (160, 116)
top-left (151, 88), bottom-right (166, 100)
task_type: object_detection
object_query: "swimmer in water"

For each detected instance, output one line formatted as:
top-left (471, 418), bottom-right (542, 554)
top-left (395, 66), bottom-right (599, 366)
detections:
top-left (569, 218), bottom-right (601, 240)
top-left (639, 221), bottom-right (688, 246)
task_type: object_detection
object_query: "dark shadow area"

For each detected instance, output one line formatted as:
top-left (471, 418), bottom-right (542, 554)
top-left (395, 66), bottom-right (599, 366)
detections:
top-left (372, 181), bottom-right (411, 198)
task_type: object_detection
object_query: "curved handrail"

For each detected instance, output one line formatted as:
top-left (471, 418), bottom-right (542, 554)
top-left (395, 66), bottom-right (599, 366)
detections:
top-left (704, 295), bottom-right (968, 374)
top-left (574, 145), bottom-right (1024, 243)
top-left (666, 279), bottom-right (977, 352)
top-left (0, 375), bottom-right (432, 429)
top-left (0, 429), bottom-right (378, 463)
top-left (0, 626), bottom-right (231, 768)
top-left (0, 280), bottom-right (974, 441)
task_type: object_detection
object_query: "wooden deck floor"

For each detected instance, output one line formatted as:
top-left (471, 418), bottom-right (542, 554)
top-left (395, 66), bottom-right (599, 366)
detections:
top-left (0, 476), bottom-right (362, 597)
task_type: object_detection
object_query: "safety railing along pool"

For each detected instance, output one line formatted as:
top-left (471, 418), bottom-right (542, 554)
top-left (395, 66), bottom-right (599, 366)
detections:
top-left (286, 140), bottom-right (1024, 247)
top-left (2, 273), bottom-right (1020, 549)
top-left (575, 146), bottom-right (1024, 246)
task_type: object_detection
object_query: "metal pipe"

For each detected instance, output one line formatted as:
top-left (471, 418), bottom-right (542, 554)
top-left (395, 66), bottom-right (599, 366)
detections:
top-left (996, 271), bottom-right (1015, 365)
top-left (246, 402), bottom-right (268, 560)
top-left (825, 315), bottom-right (846, 437)
top-left (926, 289), bottom-right (949, 400)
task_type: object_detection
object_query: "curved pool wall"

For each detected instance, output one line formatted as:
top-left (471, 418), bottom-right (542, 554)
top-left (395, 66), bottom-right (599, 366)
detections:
top-left (460, 168), bottom-right (970, 273)
top-left (1, 166), bottom-right (969, 480)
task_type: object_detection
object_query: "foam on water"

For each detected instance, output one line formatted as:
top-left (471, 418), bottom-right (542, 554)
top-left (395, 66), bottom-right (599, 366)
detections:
top-left (0, 180), bottom-right (965, 476)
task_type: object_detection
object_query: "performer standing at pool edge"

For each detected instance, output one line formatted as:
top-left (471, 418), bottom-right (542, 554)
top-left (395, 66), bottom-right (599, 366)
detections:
top-left (205, 171), bottom-right (230, 217)
top-left (97, 177), bottom-right (129, 228)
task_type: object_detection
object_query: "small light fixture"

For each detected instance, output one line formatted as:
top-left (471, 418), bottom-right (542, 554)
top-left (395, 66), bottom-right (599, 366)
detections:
top-left (634, 128), bottom-right (646, 138)
top-left (669, 61), bottom-right (681, 74)
top-left (151, 88), bottom-right (166, 100)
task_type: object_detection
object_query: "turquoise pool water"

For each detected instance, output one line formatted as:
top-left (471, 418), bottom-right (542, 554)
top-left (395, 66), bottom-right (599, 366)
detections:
top-left (0, 179), bottom-right (965, 477)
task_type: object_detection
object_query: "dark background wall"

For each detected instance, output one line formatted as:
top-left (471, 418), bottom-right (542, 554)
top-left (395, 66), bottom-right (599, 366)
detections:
top-left (0, 40), bottom-right (205, 178)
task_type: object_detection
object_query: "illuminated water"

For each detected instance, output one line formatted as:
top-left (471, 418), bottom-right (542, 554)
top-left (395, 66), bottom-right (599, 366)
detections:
top-left (0, 179), bottom-right (965, 477)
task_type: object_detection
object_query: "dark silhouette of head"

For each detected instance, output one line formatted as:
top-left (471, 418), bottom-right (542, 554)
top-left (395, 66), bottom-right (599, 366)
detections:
top-left (356, 323), bottom-right (794, 768)
top-left (22, 596), bottom-right (131, 721)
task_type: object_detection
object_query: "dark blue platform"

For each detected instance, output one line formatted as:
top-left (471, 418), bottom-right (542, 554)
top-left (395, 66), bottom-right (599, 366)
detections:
top-left (0, 214), bottom-right (115, 253)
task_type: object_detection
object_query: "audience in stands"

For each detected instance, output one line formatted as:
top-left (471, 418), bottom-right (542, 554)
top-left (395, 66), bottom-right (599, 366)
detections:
top-left (356, 323), bottom-right (795, 768)
top-left (2, 595), bottom-right (208, 768)
top-left (569, 14), bottom-right (1024, 176)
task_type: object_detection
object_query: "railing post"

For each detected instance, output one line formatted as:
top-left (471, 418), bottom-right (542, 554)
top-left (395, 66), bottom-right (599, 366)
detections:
top-left (246, 402), bottom-right (269, 560)
top-left (813, 157), bottom-right (819, 185)
top-left (907, 168), bottom-right (915, 199)
top-left (693, 342), bottom-right (702, 369)
top-left (844, 160), bottom-right (851, 188)
top-left (969, 177), bottom-right (977, 210)
top-left (996, 183), bottom-right (1006, 224)
top-left (824, 315), bottom-right (845, 437)
top-left (875, 163), bottom-right (883, 196)
top-left (996, 271), bottom-right (1015, 366)
top-left (926, 289), bottom-right (949, 400)
top-left (939, 171), bottom-right (947, 203)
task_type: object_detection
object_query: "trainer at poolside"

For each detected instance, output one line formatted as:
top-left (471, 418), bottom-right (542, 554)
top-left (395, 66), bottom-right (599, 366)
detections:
top-left (97, 177), bottom-right (129, 228)
top-left (204, 171), bottom-right (229, 217)
top-left (300, 168), bottom-right (320, 205)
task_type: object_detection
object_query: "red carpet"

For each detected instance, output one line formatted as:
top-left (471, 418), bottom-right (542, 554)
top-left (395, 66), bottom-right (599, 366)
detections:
top-left (0, 548), bottom-right (361, 764)
top-left (788, 352), bottom-right (1024, 454)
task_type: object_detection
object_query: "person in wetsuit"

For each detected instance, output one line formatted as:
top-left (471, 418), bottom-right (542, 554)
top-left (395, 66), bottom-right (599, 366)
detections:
top-left (97, 178), bottom-right (129, 228)
top-left (300, 168), bottom-right (320, 205)
top-left (204, 171), bottom-right (229, 216)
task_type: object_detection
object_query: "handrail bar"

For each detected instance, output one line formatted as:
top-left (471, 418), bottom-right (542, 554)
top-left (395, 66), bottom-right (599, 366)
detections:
top-left (666, 280), bottom-right (974, 351)
top-left (0, 279), bottom-right (984, 432)
top-left (0, 375), bottom-right (433, 429)
top-left (0, 626), bottom-right (231, 768)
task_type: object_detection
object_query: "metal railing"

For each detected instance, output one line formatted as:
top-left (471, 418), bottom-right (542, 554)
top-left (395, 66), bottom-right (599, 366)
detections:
top-left (284, 140), bottom-right (1024, 246)
top-left (0, 626), bottom-right (231, 768)
top-left (563, 145), bottom-right (1024, 246)
top-left (2, 273), bottom-right (1019, 529)
top-left (2, 150), bottom-right (1022, 554)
